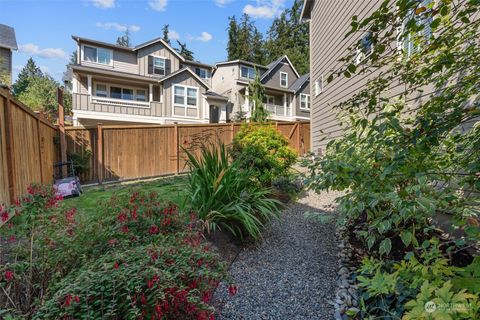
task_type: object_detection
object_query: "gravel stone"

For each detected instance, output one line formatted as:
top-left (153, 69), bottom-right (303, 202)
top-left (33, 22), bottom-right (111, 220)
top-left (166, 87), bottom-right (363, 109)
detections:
top-left (214, 191), bottom-right (341, 319)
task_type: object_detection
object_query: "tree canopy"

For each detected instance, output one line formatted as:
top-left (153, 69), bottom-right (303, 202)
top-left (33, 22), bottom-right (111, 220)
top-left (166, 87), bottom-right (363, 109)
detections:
top-left (226, 0), bottom-right (309, 74)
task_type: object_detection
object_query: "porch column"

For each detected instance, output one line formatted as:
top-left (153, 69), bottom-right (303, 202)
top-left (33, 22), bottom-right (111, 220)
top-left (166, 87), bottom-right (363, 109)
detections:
top-left (149, 84), bottom-right (153, 102)
top-left (283, 93), bottom-right (287, 117)
top-left (292, 94), bottom-right (296, 118)
top-left (245, 87), bottom-right (249, 113)
top-left (87, 75), bottom-right (92, 102)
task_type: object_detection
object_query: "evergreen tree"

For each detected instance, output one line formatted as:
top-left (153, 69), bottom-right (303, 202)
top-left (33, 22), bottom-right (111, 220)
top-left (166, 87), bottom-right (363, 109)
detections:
top-left (251, 29), bottom-right (266, 65)
top-left (227, 16), bottom-right (239, 60)
top-left (12, 58), bottom-right (43, 95)
top-left (17, 74), bottom-right (59, 119)
top-left (248, 71), bottom-right (268, 123)
top-left (116, 29), bottom-right (131, 47)
top-left (265, 0), bottom-right (309, 74)
top-left (162, 24), bottom-right (171, 45)
top-left (175, 41), bottom-right (194, 61)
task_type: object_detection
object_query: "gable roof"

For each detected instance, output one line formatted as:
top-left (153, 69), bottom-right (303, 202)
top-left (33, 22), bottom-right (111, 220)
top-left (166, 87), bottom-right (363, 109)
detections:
top-left (159, 67), bottom-right (210, 89)
top-left (72, 35), bottom-right (186, 63)
top-left (289, 73), bottom-right (310, 93)
top-left (0, 24), bottom-right (17, 50)
top-left (260, 55), bottom-right (300, 81)
top-left (215, 59), bottom-right (268, 70)
top-left (301, 0), bottom-right (314, 20)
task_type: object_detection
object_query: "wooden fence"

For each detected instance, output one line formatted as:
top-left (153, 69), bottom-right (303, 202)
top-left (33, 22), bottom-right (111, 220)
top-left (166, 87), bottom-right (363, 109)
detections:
top-left (0, 87), bottom-right (310, 204)
top-left (0, 88), bottom-right (59, 205)
top-left (66, 121), bottom-right (311, 184)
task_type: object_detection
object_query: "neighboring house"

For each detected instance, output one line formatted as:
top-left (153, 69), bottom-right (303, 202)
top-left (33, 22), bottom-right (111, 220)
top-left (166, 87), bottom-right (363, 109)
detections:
top-left (301, 0), bottom-right (442, 154)
top-left (211, 55), bottom-right (310, 122)
top-left (70, 36), bottom-right (227, 126)
top-left (0, 24), bottom-right (18, 86)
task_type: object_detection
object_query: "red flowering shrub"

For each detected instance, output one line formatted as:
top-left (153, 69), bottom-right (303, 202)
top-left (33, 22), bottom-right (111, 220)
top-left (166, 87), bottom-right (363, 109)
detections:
top-left (1, 186), bottom-right (230, 319)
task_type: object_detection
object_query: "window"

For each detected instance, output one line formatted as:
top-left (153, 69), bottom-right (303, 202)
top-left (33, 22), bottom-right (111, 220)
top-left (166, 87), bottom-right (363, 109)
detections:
top-left (315, 75), bottom-right (323, 96)
top-left (241, 66), bottom-right (255, 80)
top-left (173, 85), bottom-right (198, 117)
top-left (280, 72), bottom-right (288, 87)
top-left (136, 89), bottom-right (146, 102)
top-left (95, 84), bottom-right (107, 97)
top-left (402, 0), bottom-right (433, 58)
top-left (153, 56), bottom-right (166, 75)
top-left (300, 94), bottom-right (311, 110)
top-left (355, 32), bottom-right (373, 65)
top-left (195, 67), bottom-right (211, 79)
top-left (95, 84), bottom-right (148, 101)
top-left (83, 46), bottom-right (112, 65)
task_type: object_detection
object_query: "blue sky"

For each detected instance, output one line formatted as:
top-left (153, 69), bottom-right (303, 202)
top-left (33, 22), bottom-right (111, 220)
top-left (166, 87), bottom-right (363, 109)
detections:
top-left (0, 0), bottom-right (294, 83)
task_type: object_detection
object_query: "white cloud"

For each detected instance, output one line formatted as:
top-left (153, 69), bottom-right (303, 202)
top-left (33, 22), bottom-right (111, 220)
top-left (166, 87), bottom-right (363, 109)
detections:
top-left (243, 0), bottom-right (285, 19)
top-left (188, 32), bottom-right (213, 42)
top-left (91, 0), bottom-right (115, 9)
top-left (149, 0), bottom-right (167, 11)
top-left (169, 29), bottom-right (180, 41)
top-left (96, 22), bottom-right (141, 32)
top-left (39, 65), bottom-right (50, 74)
top-left (19, 43), bottom-right (68, 59)
top-left (215, 0), bottom-right (234, 7)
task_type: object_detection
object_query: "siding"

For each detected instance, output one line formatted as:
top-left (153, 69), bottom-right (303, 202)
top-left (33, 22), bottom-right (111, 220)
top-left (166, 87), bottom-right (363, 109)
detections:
top-left (137, 43), bottom-right (181, 77)
top-left (262, 62), bottom-right (299, 90)
top-left (0, 48), bottom-right (12, 84)
top-left (80, 43), bottom-right (138, 74)
top-left (309, 0), bottom-right (383, 154)
top-left (162, 71), bottom-right (207, 119)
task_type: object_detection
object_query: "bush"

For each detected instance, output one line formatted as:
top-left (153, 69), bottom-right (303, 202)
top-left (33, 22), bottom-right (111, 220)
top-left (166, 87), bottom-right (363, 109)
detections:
top-left (232, 124), bottom-right (297, 185)
top-left (355, 239), bottom-right (480, 319)
top-left (184, 141), bottom-right (281, 240)
top-left (0, 186), bottom-right (229, 319)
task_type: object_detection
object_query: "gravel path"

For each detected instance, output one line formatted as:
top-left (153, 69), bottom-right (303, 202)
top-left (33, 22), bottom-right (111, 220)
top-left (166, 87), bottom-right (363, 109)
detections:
top-left (214, 191), bottom-right (341, 320)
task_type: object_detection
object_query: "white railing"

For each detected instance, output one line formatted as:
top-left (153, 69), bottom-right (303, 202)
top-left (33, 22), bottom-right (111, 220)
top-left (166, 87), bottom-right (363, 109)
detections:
top-left (265, 103), bottom-right (292, 117)
top-left (91, 96), bottom-right (151, 109)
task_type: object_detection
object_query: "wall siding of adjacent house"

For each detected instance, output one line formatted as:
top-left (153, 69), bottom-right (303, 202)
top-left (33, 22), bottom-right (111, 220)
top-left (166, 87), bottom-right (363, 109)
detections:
top-left (137, 44), bottom-right (181, 77)
top-left (162, 72), bottom-right (207, 119)
top-left (0, 48), bottom-right (11, 83)
top-left (79, 43), bottom-right (137, 74)
top-left (295, 81), bottom-right (310, 118)
top-left (309, 0), bottom-right (383, 154)
top-left (262, 62), bottom-right (298, 90)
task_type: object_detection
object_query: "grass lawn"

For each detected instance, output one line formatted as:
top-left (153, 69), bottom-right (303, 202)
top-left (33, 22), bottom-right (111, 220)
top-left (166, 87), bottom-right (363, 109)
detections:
top-left (60, 175), bottom-right (188, 216)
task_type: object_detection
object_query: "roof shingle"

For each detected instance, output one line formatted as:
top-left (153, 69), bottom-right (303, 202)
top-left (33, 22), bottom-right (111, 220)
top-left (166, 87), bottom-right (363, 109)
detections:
top-left (0, 24), bottom-right (17, 50)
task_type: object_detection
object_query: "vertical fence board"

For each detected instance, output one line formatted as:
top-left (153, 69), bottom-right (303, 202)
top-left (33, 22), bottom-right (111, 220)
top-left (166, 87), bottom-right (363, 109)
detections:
top-left (0, 96), bottom-right (9, 202)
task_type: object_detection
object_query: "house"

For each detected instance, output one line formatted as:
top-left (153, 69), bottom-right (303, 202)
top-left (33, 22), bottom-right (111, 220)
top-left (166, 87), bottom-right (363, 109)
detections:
top-left (301, 0), bottom-right (445, 154)
top-left (211, 55), bottom-right (310, 122)
top-left (70, 36), bottom-right (228, 127)
top-left (0, 24), bottom-right (18, 86)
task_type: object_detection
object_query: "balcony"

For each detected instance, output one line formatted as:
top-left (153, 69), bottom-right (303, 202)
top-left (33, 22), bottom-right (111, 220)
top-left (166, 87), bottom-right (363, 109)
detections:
top-left (266, 103), bottom-right (292, 118)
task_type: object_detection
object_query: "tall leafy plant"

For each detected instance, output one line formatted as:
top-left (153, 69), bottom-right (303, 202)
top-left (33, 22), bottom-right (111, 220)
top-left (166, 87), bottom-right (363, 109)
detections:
top-left (248, 72), bottom-right (269, 123)
top-left (183, 141), bottom-right (280, 239)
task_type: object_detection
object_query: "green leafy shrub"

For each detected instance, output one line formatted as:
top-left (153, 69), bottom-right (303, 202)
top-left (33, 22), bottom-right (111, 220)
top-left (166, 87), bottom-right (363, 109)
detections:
top-left (356, 239), bottom-right (480, 319)
top-left (1, 186), bottom-right (229, 319)
top-left (232, 124), bottom-right (297, 185)
top-left (184, 141), bottom-right (281, 239)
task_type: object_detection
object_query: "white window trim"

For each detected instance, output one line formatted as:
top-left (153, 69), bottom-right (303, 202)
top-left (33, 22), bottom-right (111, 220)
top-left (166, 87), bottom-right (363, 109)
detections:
top-left (300, 93), bottom-right (311, 110)
top-left (152, 55), bottom-right (166, 76)
top-left (280, 72), bottom-right (288, 88)
top-left (172, 84), bottom-right (199, 119)
top-left (240, 65), bottom-right (255, 80)
top-left (354, 32), bottom-right (374, 65)
top-left (93, 82), bottom-right (149, 102)
top-left (195, 67), bottom-right (211, 79)
top-left (315, 75), bottom-right (323, 96)
top-left (81, 44), bottom-right (113, 67)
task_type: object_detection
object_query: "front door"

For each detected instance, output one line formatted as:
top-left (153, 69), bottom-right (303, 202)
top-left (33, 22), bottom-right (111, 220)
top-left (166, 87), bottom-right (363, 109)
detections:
top-left (209, 105), bottom-right (219, 123)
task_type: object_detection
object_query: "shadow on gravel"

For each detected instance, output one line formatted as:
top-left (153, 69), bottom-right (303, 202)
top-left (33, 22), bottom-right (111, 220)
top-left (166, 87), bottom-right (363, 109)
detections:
top-left (213, 198), bottom-right (339, 320)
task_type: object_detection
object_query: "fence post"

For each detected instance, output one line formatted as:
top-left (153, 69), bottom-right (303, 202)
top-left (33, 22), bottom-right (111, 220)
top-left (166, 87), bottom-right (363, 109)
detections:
top-left (230, 122), bottom-right (234, 141)
top-left (297, 122), bottom-right (302, 154)
top-left (36, 118), bottom-right (44, 183)
top-left (97, 123), bottom-right (103, 184)
top-left (57, 88), bottom-right (67, 163)
top-left (174, 124), bottom-right (179, 174)
top-left (4, 96), bottom-right (16, 203)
